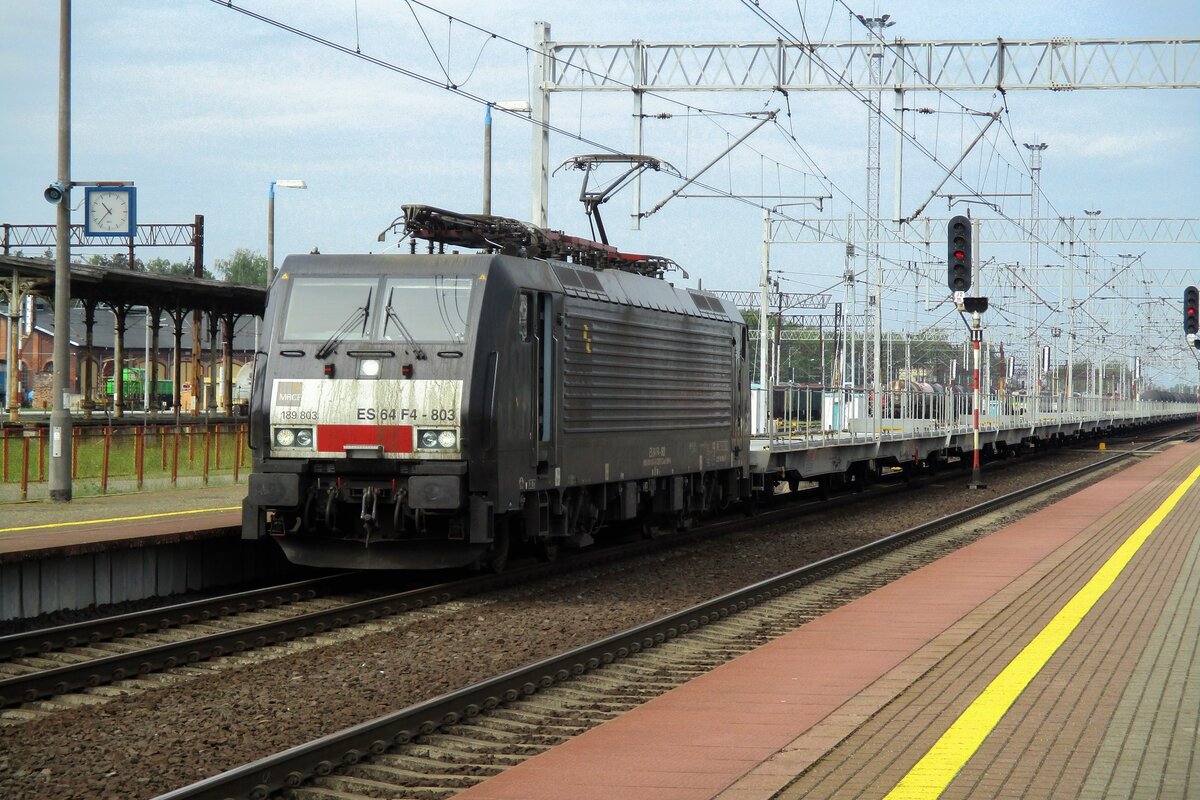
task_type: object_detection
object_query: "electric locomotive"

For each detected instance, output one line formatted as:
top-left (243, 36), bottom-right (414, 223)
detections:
top-left (243, 206), bottom-right (752, 570)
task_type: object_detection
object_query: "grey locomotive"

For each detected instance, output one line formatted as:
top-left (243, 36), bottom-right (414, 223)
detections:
top-left (242, 206), bottom-right (752, 570)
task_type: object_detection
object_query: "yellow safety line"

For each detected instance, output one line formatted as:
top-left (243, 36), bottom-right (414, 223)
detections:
top-left (884, 461), bottom-right (1200, 800)
top-left (0, 506), bottom-right (242, 535)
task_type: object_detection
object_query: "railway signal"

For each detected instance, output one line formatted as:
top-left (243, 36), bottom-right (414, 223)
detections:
top-left (1185, 286), bottom-right (1199, 335)
top-left (947, 215), bottom-right (972, 293)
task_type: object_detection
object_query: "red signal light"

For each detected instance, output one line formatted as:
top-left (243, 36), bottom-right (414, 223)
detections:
top-left (954, 250), bottom-right (966, 260)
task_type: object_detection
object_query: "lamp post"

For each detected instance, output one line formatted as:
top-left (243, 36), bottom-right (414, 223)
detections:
top-left (267, 179), bottom-right (306, 284)
top-left (49, 0), bottom-right (72, 502)
top-left (483, 102), bottom-right (531, 216)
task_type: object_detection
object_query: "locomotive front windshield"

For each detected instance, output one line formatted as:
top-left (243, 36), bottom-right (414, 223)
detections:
top-left (280, 275), bottom-right (474, 343)
top-left (282, 278), bottom-right (376, 341)
top-left (381, 276), bottom-right (472, 343)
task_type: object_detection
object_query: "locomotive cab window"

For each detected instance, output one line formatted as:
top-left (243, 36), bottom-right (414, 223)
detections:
top-left (282, 278), bottom-right (377, 341)
top-left (380, 276), bottom-right (473, 343)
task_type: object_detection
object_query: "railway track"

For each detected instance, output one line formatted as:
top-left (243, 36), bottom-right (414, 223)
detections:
top-left (150, 431), bottom-right (1186, 800)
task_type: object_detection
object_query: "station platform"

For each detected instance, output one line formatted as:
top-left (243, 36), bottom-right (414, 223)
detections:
top-left (455, 438), bottom-right (1200, 799)
top-left (0, 484), bottom-right (244, 563)
top-left (0, 485), bottom-right (292, 622)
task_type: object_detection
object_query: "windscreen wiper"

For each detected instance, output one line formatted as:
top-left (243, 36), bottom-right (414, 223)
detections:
top-left (384, 288), bottom-right (427, 360)
top-left (315, 289), bottom-right (371, 359)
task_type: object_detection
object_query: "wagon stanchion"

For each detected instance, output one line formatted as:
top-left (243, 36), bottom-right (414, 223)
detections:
top-left (38, 427), bottom-right (46, 482)
top-left (214, 423), bottom-right (222, 472)
top-left (161, 425), bottom-right (168, 471)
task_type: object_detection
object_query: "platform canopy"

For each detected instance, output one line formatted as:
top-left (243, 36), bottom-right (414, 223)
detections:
top-left (0, 253), bottom-right (265, 317)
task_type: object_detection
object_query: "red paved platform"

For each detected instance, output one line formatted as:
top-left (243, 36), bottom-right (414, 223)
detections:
top-left (454, 440), bottom-right (1200, 800)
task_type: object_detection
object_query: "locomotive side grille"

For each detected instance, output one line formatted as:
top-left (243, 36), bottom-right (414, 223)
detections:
top-left (561, 300), bottom-right (735, 433)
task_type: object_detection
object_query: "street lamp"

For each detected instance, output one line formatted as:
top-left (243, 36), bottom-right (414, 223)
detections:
top-left (483, 101), bottom-right (531, 216)
top-left (268, 179), bottom-right (307, 284)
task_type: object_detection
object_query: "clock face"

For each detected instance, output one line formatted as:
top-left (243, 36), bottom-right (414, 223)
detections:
top-left (84, 187), bottom-right (136, 237)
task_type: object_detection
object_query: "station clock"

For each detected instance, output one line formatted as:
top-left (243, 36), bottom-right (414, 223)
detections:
top-left (84, 186), bottom-right (137, 238)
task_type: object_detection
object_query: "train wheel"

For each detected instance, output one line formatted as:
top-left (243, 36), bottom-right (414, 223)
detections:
top-left (483, 520), bottom-right (511, 573)
top-left (642, 515), bottom-right (675, 538)
top-left (535, 539), bottom-right (560, 563)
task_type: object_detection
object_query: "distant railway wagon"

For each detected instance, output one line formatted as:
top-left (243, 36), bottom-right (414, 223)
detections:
top-left (104, 368), bottom-right (173, 405)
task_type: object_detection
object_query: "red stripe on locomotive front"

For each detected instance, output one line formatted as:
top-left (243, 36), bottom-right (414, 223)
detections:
top-left (316, 425), bottom-right (414, 453)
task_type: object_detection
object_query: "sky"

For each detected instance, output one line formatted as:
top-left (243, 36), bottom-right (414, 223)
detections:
top-left (1, 1), bottom-right (1198, 386)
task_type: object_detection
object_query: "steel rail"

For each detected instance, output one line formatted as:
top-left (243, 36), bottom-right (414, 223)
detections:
top-left (154, 432), bottom-right (1183, 800)
top-left (0, 574), bottom-right (360, 661)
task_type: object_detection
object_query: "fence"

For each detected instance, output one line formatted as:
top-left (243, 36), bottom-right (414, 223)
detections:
top-left (1, 423), bottom-right (250, 501)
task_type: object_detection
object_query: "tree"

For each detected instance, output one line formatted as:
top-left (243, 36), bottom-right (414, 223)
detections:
top-left (216, 248), bottom-right (268, 285)
top-left (144, 257), bottom-right (212, 279)
top-left (87, 253), bottom-right (139, 270)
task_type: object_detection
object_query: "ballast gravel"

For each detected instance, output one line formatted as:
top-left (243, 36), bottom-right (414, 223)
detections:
top-left (0, 444), bottom-right (1156, 798)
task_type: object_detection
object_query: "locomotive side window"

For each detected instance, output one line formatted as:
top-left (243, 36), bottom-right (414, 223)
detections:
top-left (282, 278), bottom-right (377, 341)
top-left (380, 276), bottom-right (473, 343)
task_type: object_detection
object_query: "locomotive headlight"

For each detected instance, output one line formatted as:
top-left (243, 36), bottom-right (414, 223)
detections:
top-left (275, 428), bottom-right (296, 447)
top-left (358, 359), bottom-right (381, 378)
top-left (295, 428), bottom-right (313, 447)
top-left (417, 429), bottom-right (459, 450)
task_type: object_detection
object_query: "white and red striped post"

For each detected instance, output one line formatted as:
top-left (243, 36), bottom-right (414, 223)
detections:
top-left (970, 310), bottom-right (985, 488)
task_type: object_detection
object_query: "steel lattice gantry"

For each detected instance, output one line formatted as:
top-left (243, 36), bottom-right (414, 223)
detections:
top-left (530, 31), bottom-right (1200, 225)
top-left (767, 217), bottom-right (1200, 245)
top-left (543, 37), bottom-right (1200, 93)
